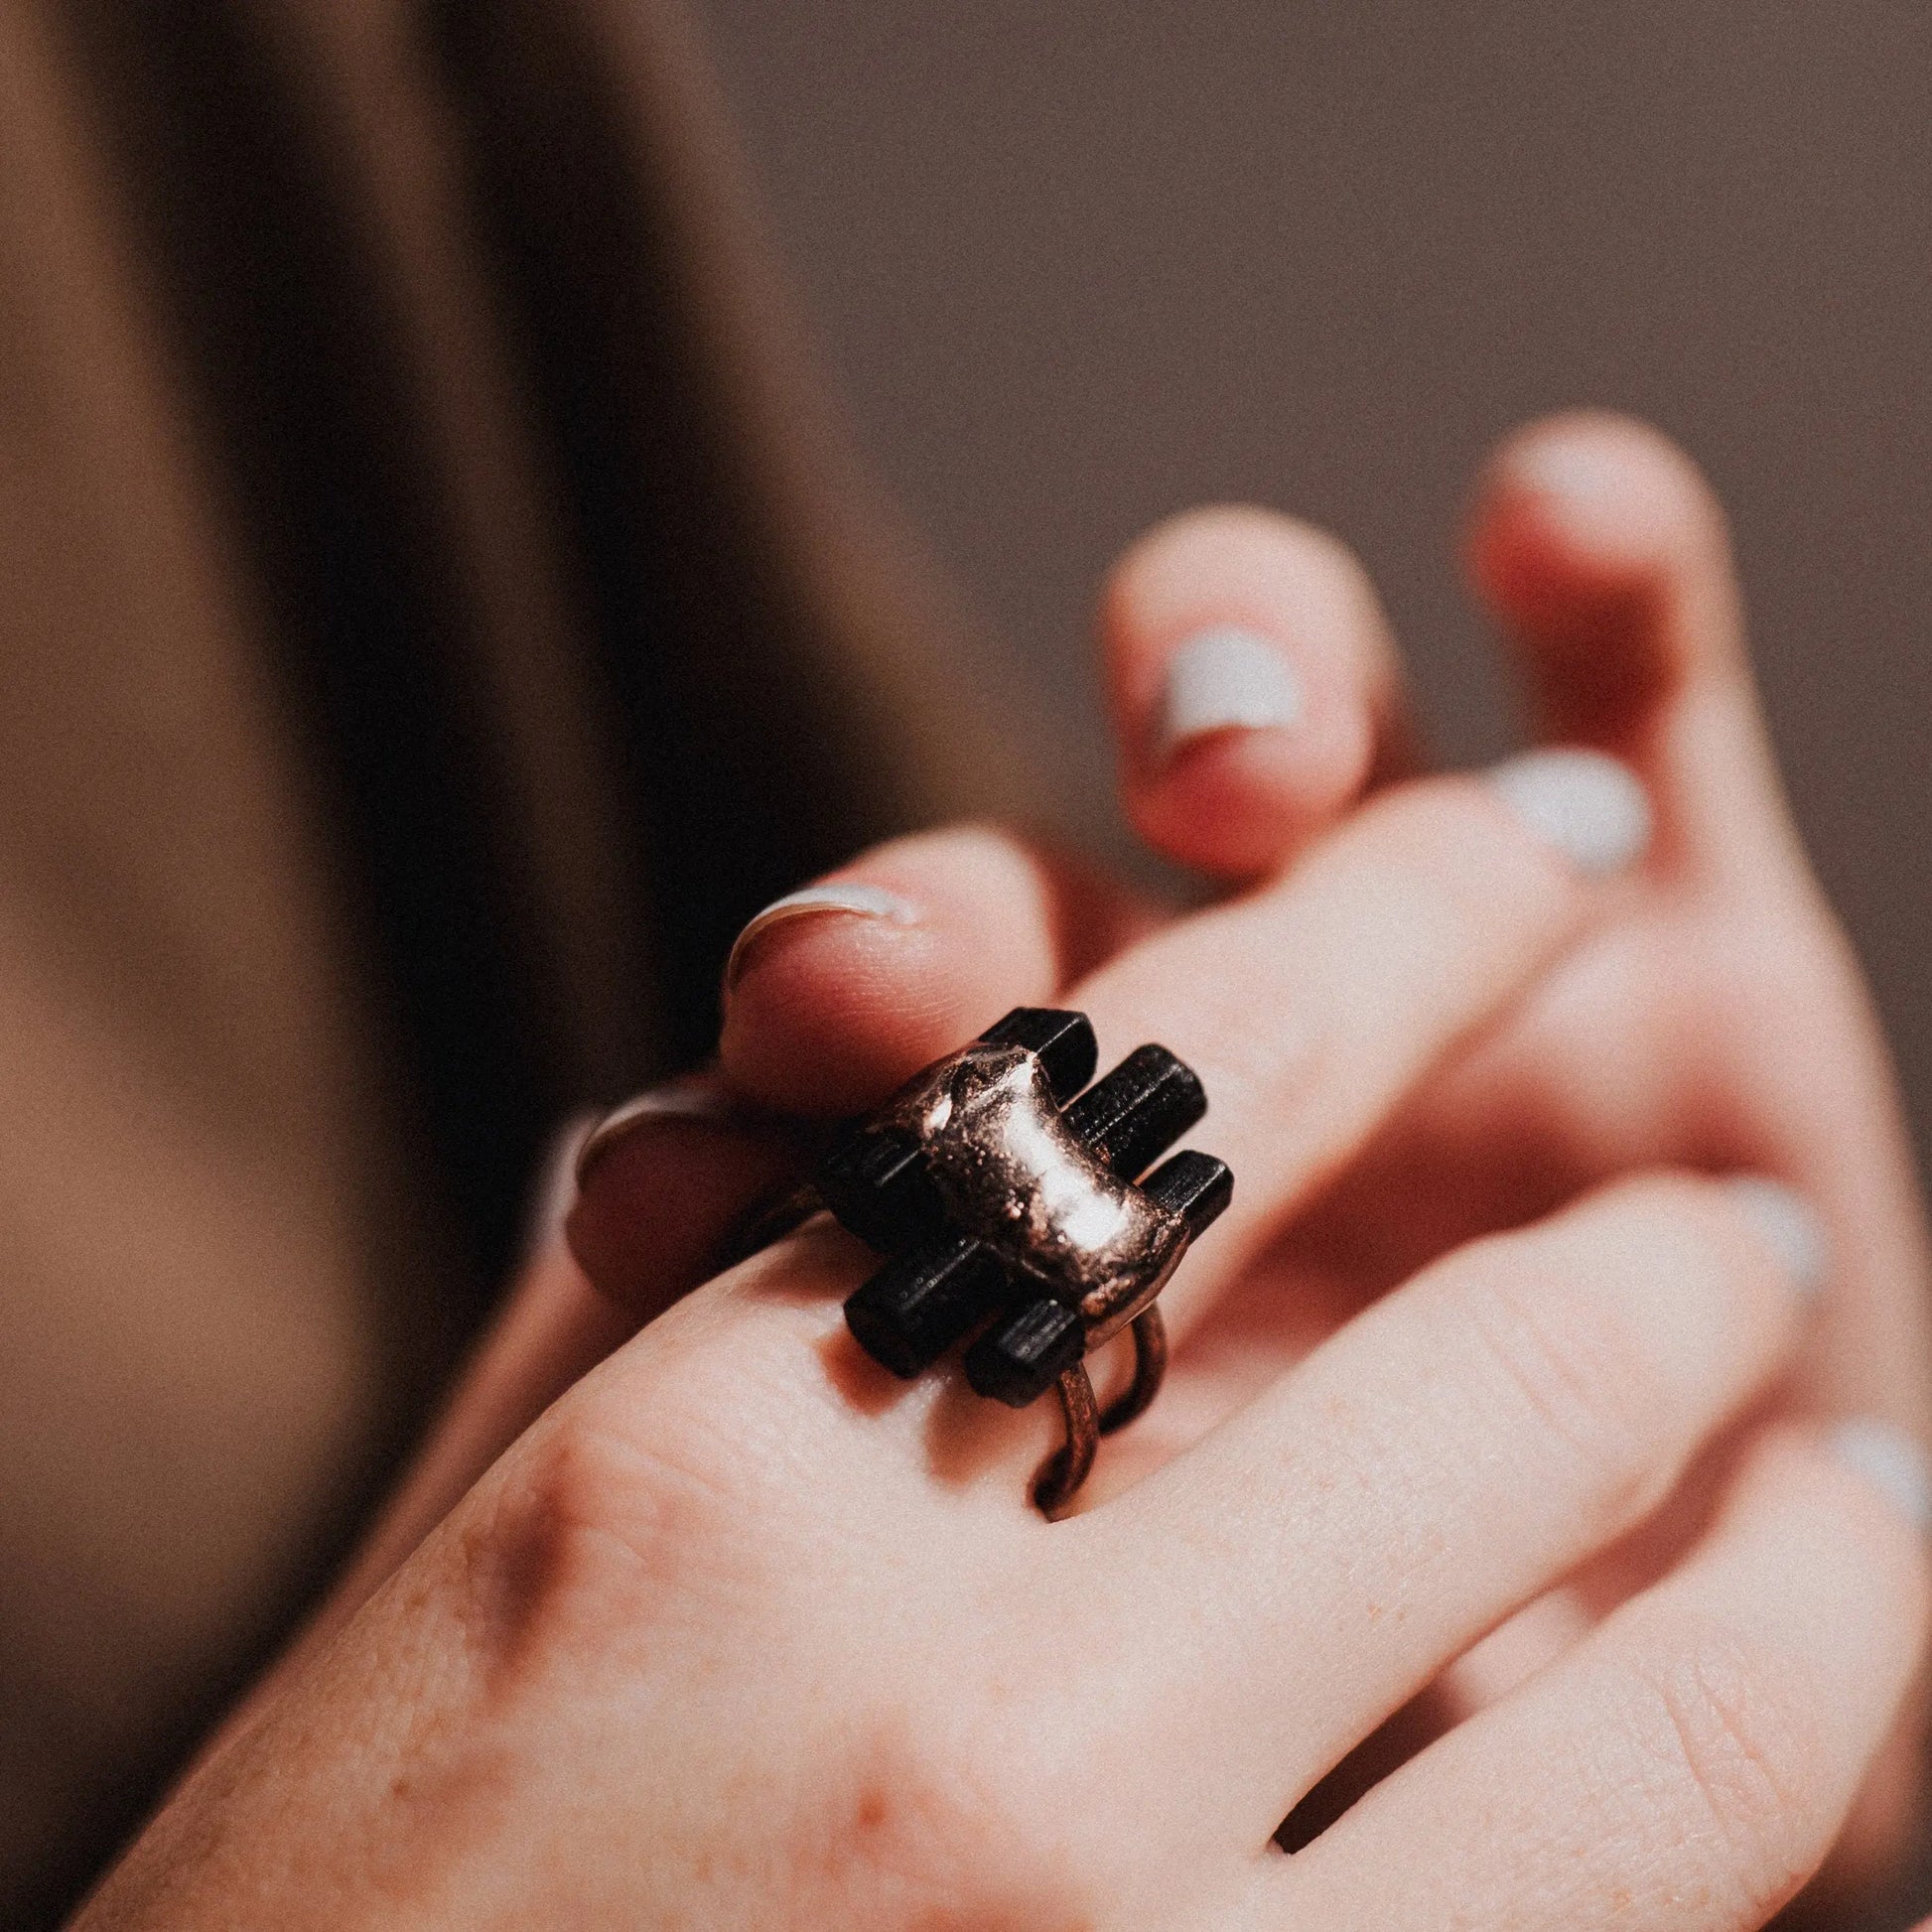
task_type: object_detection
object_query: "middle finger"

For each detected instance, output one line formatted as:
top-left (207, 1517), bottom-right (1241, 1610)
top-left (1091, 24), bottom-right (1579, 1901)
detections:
top-left (1070, 749), bottom-right (1650, 1336)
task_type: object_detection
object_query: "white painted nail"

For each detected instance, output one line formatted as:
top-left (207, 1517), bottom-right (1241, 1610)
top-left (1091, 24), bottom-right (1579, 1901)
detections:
top-left (573, 1082), bottom-right (740, 1189)
top-left (1830, 1419), bottom-right (1932, 1533)
top-left (1486, 748), bottom-right (1652, 878)
top-left (724, 883), bottom-right (919, 991)
top-left (523, 1111), bottom-right (600, 1260)
top-left (1725, 1176), bottom-right (1830, 1301)
top-left (1508, 438), bottom-right (1628, 509)
top-left (1156, 625), bottom-right (1305, 760)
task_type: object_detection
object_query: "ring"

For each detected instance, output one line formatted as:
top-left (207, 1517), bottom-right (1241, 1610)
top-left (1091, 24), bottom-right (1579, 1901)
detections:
top-left (769, 1009), bottom-right (1231, 1513)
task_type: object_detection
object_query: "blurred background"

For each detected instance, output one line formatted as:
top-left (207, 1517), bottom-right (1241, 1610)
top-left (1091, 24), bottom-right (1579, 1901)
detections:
top-left (5, 2), bottom-right (1932, 1924)
top-left (692, 0), bottom-right (1932, 1166)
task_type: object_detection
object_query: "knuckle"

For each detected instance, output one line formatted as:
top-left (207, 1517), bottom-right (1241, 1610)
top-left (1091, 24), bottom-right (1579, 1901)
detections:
top-left (454, 1304), bottom-right (872, 1679)
top-left (1457, 1253), bottom-right (1667, 1518)
top-left (818, 1710), bottom-right (1102, 1930)
top-left (1617, 1632), bottom-right (1824, 1908)
top-left (462, 1410), bottom-right (740, 1668)
top-left (952, 1704), bottom-right (1119, 1898)
top-left (458, 1337), bottom-right (811, 1690)
top-left (1596, 1173), bottom-right (1754, 1308)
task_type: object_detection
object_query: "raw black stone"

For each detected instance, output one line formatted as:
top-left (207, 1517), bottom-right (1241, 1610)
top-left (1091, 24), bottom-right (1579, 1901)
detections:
top-left (833, 1012), bottom-right (1226, 1402)
top-left (1061, 1043), bottom-right (1206, 1181)
top-left (1141, 1150), bottom-right (1234, 1235)
top-left (843, 1231), bottom-right (1012, 1377)
top-left (964, 1296), bottom-right (1085, 1408)
top-left (818, 1124), bottom-right (947, 1252)
top-left (977, 1006), bottom-right (1099, 1104)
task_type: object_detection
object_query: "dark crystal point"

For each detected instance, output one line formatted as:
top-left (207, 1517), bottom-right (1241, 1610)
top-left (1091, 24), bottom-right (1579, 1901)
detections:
top-left (844, 1232), bottom-right (1011, 1378)
top-left (1061, 1043), bottom-right (1207, 1181)
top-left (835, 1012), bottom-right (1224, 1407)
top-left (977, 1007), bottom-right (1098, 1104)
top-left (818, 1125), bottom-right (946, 1253)
top-left (964, 1296), bottom-right (1085, 1408)
top-left (1141, 1150), bottom-right (1234, 1236)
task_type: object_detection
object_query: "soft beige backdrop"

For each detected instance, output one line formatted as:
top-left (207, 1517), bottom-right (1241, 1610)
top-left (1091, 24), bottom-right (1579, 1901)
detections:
top-left (692, 0), bottom-right (1932, 1167)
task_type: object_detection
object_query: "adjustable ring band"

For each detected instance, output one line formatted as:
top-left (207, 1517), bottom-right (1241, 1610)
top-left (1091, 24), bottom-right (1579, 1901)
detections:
top-left (756, 1009), bottom-right (1230, 1514)
top-left (1030, 1304), bottom-right (1171, 1515)
top-left (1100, 1303), bottom-right (1169, 1436)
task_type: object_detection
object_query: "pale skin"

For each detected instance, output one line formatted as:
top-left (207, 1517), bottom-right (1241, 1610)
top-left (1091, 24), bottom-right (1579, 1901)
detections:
top-left (74, 415), bottom-right (1932, 1929)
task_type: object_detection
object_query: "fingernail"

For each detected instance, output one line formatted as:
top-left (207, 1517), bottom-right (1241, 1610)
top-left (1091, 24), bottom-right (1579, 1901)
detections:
top-left (524, 1111), bottom-right (600, 1259)
top-left (574, 1081), bottom-right (737, 1189)
top-left (1508, 438), bottom-right (1628, 511)
top-left (1486, 748), bottom-right (1652, 878)
top-left (1156, 625), bottom-right (1305, 760)
top-left (1725, 1176), bottom-right (1830, 1301)
top-left (1830, 1419), bottom-right (1932, 1533)
top-left (723, 883), bottom-right (919, 994)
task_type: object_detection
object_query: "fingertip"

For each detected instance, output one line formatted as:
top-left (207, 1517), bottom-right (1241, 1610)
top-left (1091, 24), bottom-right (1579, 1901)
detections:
top-left (1721, 1174), bottom-right (1831, 1303)
top-left (1475, 410), bottom-right (1728, 582)
top-left (717, 827), bottom-right (1126, 1113)
top-left (721, 882), bottom-right (920, 999)
top-left (718, 905), bottom-right (974, 1112)
top-left (1134, 677), bottom-right (1376, 879)
top-left (1103, 505), bottom-right (1398, 877)
top-left (565, 1080), bottom-right (812, 1314)
top-left (1483, 747), bottom-right (1653, 880)
top-left (1466, 412), bottom-right (1746, 746)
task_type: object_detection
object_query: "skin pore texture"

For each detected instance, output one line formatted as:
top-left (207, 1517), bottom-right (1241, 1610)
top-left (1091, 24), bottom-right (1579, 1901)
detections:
top-left (74, 415), bottom-right (1932, 1931)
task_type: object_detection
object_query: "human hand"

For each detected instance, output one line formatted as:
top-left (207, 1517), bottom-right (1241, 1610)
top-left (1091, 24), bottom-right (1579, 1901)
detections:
top-left (629, 413), bottom-right (1932, 1911)
top-left (83, 500), bottom-right (1930, 1925)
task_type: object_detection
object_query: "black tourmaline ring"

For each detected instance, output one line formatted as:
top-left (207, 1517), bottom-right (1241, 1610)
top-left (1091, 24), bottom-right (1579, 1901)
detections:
top-left (801, 1008), bottom-right (1230, 1513)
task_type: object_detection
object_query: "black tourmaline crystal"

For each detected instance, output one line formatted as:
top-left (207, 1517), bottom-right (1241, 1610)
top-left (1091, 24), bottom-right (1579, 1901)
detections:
top-left (822, 1009), bottom-right (1230, 1400)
